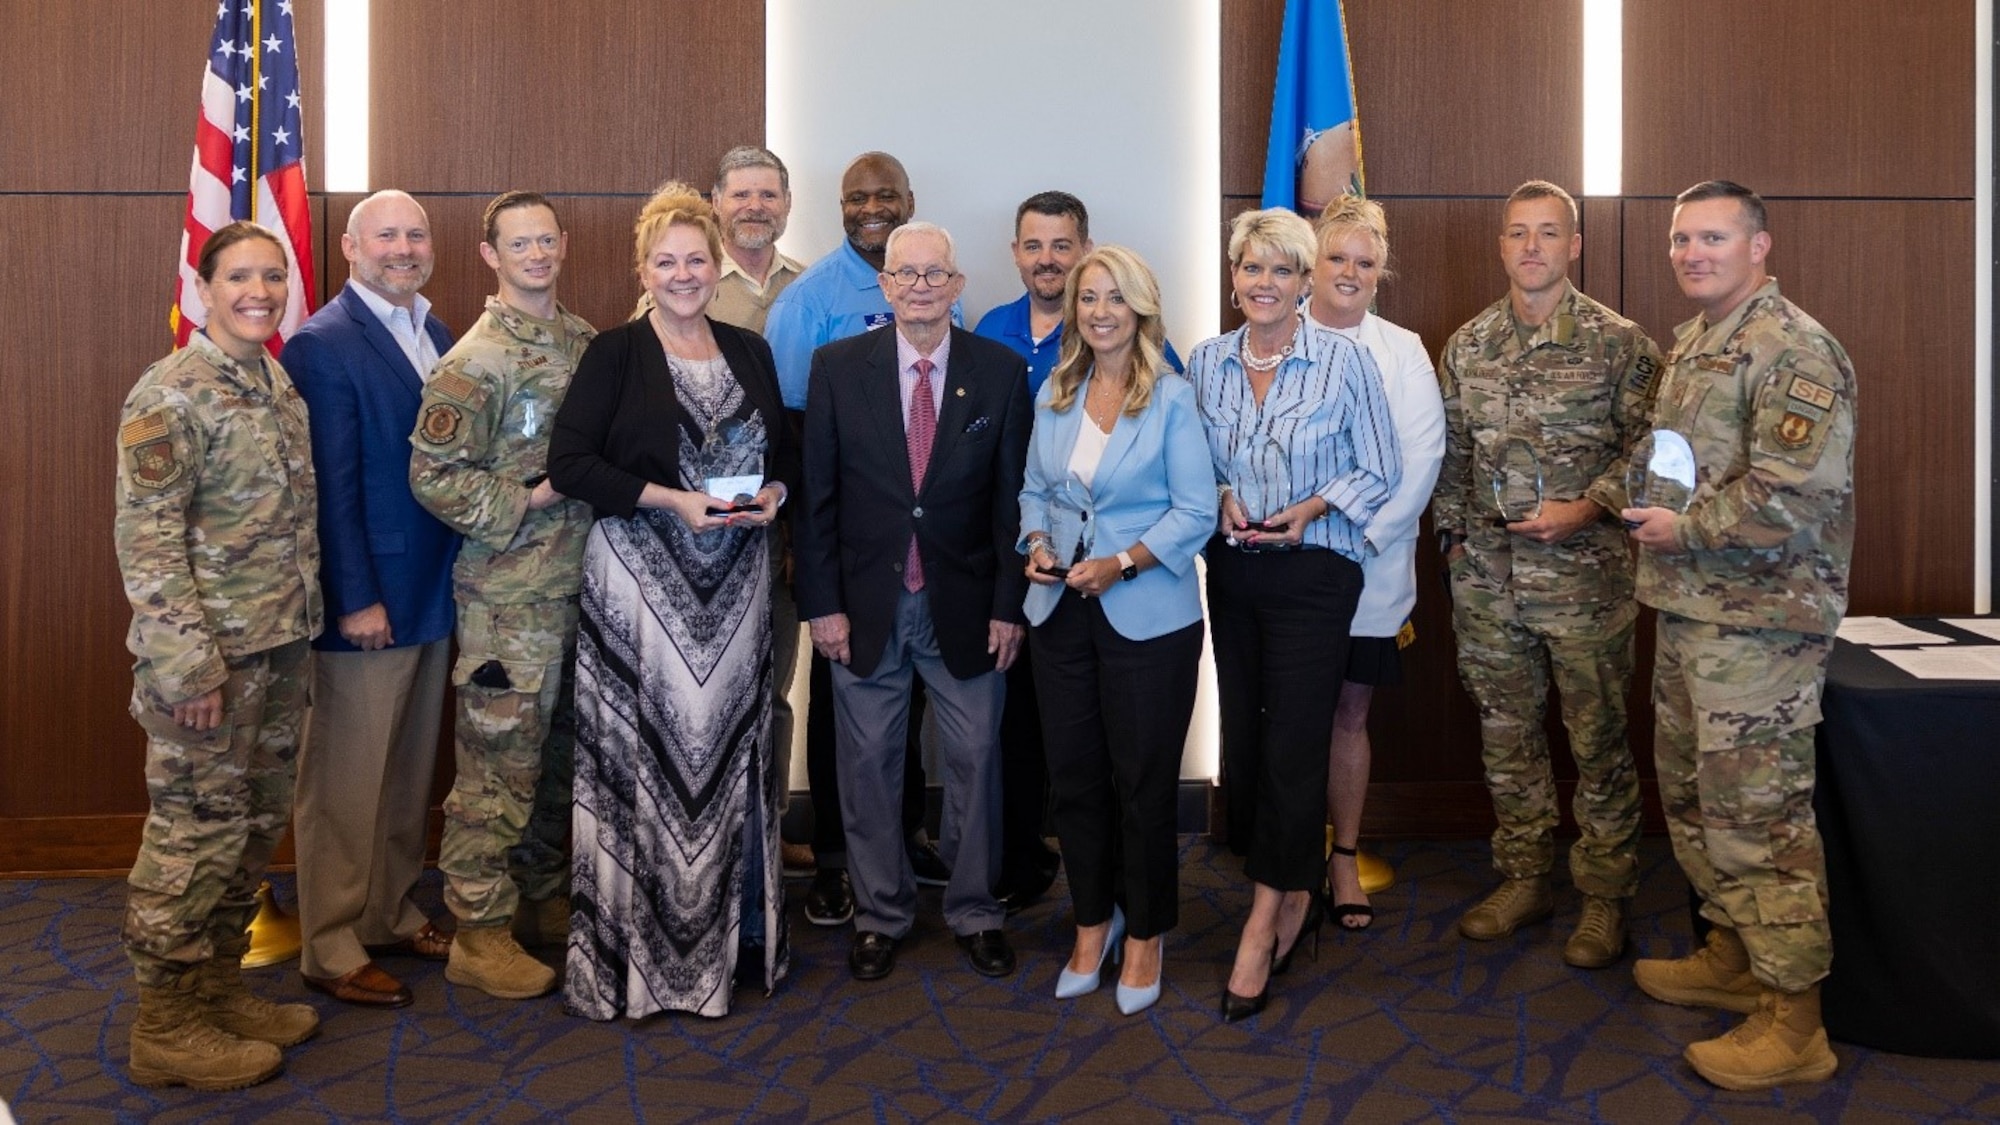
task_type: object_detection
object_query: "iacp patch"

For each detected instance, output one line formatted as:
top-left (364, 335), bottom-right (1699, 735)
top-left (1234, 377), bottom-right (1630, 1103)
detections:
top-left (120, 410), bottom-right (185, 490)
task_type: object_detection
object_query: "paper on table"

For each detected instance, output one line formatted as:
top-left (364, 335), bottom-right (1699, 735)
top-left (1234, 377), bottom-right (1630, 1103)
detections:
top-left (1876, 647), bottom-right (2000, 680)
top-left (1941, 618), bottom-right (2000, 643)
top-left (1836, 617), bottom-right (1951, 646)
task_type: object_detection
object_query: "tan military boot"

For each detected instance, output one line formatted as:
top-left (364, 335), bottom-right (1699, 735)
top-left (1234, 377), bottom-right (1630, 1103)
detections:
top-left (129, 973), bottom-right (284, 1090)
top-left (1684, 983), bottom-right (1839, 1090)
top-left (1633, 925), bottom-right (1759, 1014)
top-left (447, 924), bottom-right (557, 999)
top-left (512, 894), bottom-right (572, 950)
top-left (1457, 876), bottom-right (1554, 940)
top-left (197, 950), bottom-right (320, 1046)
top-left (1562, 895), bottom-right (1628, 969)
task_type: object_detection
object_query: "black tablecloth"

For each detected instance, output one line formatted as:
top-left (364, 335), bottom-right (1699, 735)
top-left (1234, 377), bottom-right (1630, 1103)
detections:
top-left (1816, 617), bottom-right (2000, 1058)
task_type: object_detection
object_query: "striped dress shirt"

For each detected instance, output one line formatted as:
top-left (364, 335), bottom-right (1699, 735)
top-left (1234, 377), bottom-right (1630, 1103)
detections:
top-left (1186, 319), bottom-right (1401, 560)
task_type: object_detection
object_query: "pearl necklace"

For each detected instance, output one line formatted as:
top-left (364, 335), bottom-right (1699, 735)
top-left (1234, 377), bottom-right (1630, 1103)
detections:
top-left (1240, 328), bottom-right (1296, 372)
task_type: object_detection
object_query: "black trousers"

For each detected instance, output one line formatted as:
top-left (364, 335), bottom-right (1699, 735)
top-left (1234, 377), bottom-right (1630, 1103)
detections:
top-left (1205, 540), bottom-right (1361, 891)
top-left (808, 650), bottom-right (925, 864)
top-left (1031, 590), bottom-right (1204, 938)
top-left (997, 645), bottom-right (1053, 881)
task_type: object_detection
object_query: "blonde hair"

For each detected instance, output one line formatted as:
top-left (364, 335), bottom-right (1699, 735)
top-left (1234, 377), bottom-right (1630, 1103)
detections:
top-left (632, 180), bottom-right (722, 270)
top-left (1046, 245), bottom-right (1169, 418)
top-left (1227, 207), bottom-right (1317, 274)
top-left (1315, 194), bottom-right (1392, 279)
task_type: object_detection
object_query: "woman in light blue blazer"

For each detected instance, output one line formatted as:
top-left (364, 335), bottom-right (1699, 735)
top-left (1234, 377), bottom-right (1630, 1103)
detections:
top-left (1018, 246), bottom-right (1213, 1016)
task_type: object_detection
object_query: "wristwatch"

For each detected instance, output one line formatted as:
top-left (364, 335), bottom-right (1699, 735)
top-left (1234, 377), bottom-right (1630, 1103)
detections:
top-left (1117, 550), bottom-right (1138, 582)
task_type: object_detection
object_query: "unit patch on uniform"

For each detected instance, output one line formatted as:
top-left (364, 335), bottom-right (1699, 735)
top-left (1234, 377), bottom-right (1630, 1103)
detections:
top-left (1786, 374), bottom-right (1836, 412)
top-left (1774, 411), bottom-right (1816, 449)
top-left (419, 402), bottom-right (465, 446)
top-left (120, 411), bottom-right (184, 490)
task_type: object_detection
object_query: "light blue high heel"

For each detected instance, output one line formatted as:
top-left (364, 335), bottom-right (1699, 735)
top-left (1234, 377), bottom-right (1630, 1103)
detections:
top-left (1116, 939), bottom-right (1163, 1015)
top-left (1054, 905), bottom-right (1126, 999)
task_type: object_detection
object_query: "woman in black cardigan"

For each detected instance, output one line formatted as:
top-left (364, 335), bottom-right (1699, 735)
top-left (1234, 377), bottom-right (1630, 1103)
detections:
top-left (548, 183), bottom-right (798, 1020)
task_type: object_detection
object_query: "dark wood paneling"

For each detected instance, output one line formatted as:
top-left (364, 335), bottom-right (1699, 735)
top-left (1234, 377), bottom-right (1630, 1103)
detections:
top-left (1223, 1), bottom-right (1583, 200)
top-left (1624, 1), bottom-right (1974, 199)
top-left (1621, 199), bottom-right (1976, 616)
top-left (369, 0), bottom-right (763, 194)
top-left (2, 1), bottom-right (324, 194)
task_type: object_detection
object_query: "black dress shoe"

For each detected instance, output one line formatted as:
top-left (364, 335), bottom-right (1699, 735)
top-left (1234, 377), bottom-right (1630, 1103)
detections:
top-left (994, 856), bottom-right (1061, 915)
top-left (955, 929), bottom-right (1016, 978)
top-left (907, 836), bottom-right (951, 887)
top-left (805, 869), bottom-right (853, 927)
top-left (849, 931), bottom-right (898, 981)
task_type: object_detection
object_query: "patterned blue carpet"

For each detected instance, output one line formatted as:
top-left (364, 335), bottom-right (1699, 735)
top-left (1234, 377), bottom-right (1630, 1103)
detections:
top-left (3, 838), bottom-right (1996, 1123)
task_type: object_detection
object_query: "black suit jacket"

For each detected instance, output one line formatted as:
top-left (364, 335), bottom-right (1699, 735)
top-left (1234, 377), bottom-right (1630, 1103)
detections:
top-left (796, 325), bottom-right (1031, 680)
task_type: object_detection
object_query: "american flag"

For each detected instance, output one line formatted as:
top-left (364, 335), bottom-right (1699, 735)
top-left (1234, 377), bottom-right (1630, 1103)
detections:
top-left (171, 0), bottom-right (316, 352)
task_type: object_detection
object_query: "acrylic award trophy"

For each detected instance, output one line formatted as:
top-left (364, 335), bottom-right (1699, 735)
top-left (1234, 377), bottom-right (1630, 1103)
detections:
top-left (696, 417), bottom-right (764, 515)
top-left (1624, 429), bottom-right (1698, 527)
top-left (1041, 476), bottom-right (1095, 578)
top-left (1489, 436), bottom-right (1544, 526)
top-left (1234, 432), bottom-right (1292, 547)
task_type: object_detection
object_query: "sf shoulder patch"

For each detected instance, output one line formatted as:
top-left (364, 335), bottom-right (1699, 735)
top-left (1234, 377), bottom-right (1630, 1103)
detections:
top-left (1785, 374), bottom-right (1836, 412)
top-left (120, 410), bottom-right (185, 491)
top-left (418, 401), bottom-right (465, 447)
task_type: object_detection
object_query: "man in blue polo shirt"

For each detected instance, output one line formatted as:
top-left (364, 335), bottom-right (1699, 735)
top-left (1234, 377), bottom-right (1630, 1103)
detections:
top-left (765, 151), bottom-right (960, 927)
top-left (973, 191), bottom-right (1183, 398)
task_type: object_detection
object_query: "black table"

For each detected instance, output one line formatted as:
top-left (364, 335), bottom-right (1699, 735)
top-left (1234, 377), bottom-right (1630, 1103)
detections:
top-left (1816, 617), bottom-right (2000, 1058)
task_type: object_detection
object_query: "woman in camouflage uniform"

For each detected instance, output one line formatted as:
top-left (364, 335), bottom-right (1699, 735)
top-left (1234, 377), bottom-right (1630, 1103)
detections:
top-left (114, 222), bottom-right (323, 1090)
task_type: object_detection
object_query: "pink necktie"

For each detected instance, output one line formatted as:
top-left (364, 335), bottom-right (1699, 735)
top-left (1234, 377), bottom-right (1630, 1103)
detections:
top-left (904, 357), bottom-right (936, 593)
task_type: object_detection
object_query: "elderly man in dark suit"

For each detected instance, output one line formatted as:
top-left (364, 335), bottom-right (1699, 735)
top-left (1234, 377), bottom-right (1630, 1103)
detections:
top-left (796, 221), bottom-right (1032, 982)
top-left (285, 189), bottom-right (460, 1008)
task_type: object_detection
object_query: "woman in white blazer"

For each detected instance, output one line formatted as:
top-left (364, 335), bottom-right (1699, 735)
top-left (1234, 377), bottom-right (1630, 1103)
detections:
top-left (1018, 246), bottom-right (1213, 1016)
top-left (1305, 196), bottom-right (1446, 931)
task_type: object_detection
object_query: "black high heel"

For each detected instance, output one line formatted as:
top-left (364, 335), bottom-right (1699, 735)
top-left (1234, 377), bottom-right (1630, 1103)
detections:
top-left (1220, 984), bottom-right (1269, 1023)
top-left (1327, 843), bottom-right (1376, 932)
top-left (1271, 886), bottom-right (1325, 977)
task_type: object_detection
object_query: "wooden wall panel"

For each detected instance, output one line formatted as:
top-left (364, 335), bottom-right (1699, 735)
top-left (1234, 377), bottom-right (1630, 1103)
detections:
top-left (1620, 199), bottom-right (1976, 616)
top-left (1624, 1), bottom-right (1974, 199)
top-left (368, 0), bottom-right (764, 194)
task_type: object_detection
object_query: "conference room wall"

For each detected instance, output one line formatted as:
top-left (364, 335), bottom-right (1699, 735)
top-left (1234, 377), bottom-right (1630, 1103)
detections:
top-left (0, 0), bottom-right (1974, 872)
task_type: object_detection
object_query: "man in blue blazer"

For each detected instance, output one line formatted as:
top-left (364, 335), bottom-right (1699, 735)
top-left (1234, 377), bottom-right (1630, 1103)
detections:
top-left (286, 190), bottom-right (461, 1008)
top-left (796, 222), bottom-right (1032, 983)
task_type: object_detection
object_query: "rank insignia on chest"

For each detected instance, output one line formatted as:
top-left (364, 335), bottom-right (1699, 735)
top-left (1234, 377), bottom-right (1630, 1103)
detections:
top-left (1775, 411), bottom-right (1816, 449)
top-left (419, 402), bottom-right (465, 446)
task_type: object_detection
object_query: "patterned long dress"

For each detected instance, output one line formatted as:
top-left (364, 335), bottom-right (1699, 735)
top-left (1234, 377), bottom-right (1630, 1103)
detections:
top-left (566, 353), bottom-right (786, 1020)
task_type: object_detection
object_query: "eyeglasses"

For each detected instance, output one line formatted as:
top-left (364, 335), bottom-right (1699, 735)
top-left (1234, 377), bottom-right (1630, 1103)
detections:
top-left (886, 267), bottom-right (957, 289)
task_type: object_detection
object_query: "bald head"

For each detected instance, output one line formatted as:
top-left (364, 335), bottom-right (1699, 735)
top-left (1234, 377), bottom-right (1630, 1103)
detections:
top-left (341, 189), bottom-right (434, 307)
top-left (839, 152), bottom-right (915, 266)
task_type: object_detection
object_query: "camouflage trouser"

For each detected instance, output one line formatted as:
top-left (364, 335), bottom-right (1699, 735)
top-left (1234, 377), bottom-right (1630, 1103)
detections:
top-left (1655, 614), bottom-right (1832, 992)
top-left (123, 638), bottom-right (311, 986)
top-left (1451, 581), bottom-right (1641, 896)
top-left (439, 598), bottom-right (577, 927)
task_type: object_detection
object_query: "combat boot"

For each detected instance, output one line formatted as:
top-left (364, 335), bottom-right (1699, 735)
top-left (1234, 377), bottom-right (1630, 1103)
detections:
top-left (1684, 983), bottom-right (1838, 1090)
top-left (1457, 876), bottom-right (1554, 940)
top-left (1562, 895), bottom-right (1628, 968)
top-left (197, 947), bottom-right (320, 1046)
top-left (512, 894), bottom-right (571, 949)
top-left (447, 924), bottom-right (557, 999)
top-left (1633, 925), bottom-right (1759, 1013)
top-left (129, 973), bottom-right (284, 1090)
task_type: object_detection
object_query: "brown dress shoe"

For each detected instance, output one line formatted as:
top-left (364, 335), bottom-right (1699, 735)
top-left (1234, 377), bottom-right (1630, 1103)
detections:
top-left (365, 921), bottom-right (454, 962)
top-left (302, 962), bottom-right (414, 1008)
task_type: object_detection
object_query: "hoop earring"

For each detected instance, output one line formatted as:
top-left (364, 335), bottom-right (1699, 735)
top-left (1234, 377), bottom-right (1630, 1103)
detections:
top-left (1229, 290), bottom-right (1241, 310)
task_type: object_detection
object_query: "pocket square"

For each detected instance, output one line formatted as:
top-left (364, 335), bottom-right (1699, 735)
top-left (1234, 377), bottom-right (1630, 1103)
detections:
top-left (963, 416), bottom-right (991, 434)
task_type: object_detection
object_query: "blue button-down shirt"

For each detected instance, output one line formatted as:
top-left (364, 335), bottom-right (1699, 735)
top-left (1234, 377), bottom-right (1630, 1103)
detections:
top-left (974, 291), bottom-right (1185, 396)
top-left (763, 240), bottom-right (962, 410)
top-left (1186, 320), bottom-right (1401, 560)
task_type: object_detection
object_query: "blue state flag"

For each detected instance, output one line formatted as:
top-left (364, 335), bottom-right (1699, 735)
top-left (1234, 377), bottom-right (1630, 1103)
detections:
top-left (1260, 0), bottom-right (1364, 215)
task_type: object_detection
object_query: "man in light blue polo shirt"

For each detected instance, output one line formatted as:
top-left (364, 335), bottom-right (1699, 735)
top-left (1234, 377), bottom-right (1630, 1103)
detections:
top-left (764, 150), bottom-right (960, 927)
top-left (974, 192), bottom-right (1184, 398)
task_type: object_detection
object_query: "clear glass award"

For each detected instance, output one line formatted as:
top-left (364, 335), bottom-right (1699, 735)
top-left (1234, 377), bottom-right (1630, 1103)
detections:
top-left (696, 417), bottom-right (764, 514)
top-left (1624, 429), bottom-right (1698, 526)
top-left (1489, 435), bottom-right (1544, 526)
top-left (1235, 432), bottom-right (1290, 534)
top-left (1042, 476), bottom-right (1095, 578)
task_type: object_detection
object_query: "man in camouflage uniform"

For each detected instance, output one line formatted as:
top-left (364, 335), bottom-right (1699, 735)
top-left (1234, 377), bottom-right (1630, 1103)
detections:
top-left (115, 249), bottom-right (323, 1089)
top-left (1431, 180), bottom-right (1663, 968)
top-left (409, 191), bottom-right (597, 999)
top-left (1624, 181), bottom-right (1854, 1091)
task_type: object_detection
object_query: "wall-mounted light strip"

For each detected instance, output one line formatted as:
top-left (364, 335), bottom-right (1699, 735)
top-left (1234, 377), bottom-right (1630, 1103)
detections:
top-left (1581, 0), bottom-right (1622, 197)
top-left (323, 0), bottom-right (370, 192)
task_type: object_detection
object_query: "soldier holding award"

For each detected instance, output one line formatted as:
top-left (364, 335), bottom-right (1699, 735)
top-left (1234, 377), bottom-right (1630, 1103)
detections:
top-left (1430, 180), bottom-right (1663, 969)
